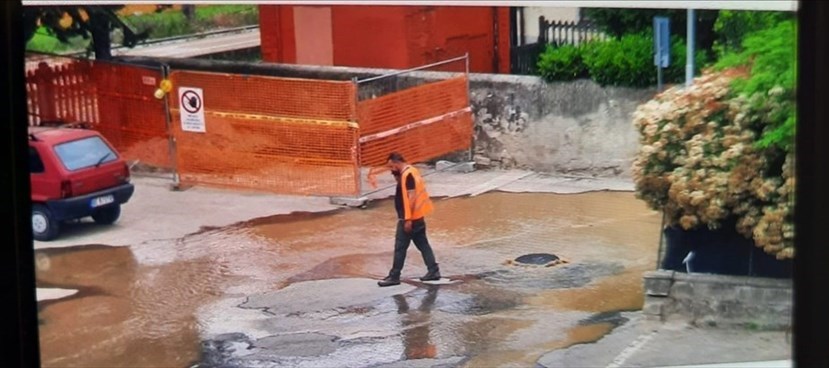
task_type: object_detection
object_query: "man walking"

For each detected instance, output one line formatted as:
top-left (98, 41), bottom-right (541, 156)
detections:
top-left (378, 152), bottom-right (441, 287)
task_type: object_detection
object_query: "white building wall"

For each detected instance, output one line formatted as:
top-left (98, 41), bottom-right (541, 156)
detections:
top-left (519, 7), bottom-right (580, 44)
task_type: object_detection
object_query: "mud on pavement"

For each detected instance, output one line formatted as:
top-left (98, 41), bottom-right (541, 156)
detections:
top-left (36, 191), bottom-right (660, 367)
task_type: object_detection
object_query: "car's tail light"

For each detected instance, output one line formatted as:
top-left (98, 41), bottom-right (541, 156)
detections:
top-left (115, 163), bottom-right (130, 184)
top-left (122, 163), bottom-right (131, 183)
top-left (60, 180), bottom-right (73, 198)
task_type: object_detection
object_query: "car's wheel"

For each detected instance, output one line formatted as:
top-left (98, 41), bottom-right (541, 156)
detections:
top-left (92, 205), bottom-right (121, 225)
top-left (32, 204), bottom-right (60, 241)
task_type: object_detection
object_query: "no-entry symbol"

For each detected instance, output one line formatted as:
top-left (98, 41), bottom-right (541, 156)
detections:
top-left (181, 90), bottom-right (202, 114)
top-left (178, 87), bottom-right (205, 133)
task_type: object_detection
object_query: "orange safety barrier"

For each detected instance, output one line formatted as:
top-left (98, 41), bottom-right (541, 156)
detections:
top-left (92, 62), bottom-right (169, 168)
top-left (26, 55), bottom-right (474, 198)
top-left (357, 76), bottom-right (473, 167)
top-left (169, 70), bottom-right (360, 196)
top-left (361, 109), bottom-right (473, 168)
top-left (25, 57), bottom-right (170, 169)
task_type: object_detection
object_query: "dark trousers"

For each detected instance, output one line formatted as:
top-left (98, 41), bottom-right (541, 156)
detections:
top-left (389, 218), bottom-right (439, 278)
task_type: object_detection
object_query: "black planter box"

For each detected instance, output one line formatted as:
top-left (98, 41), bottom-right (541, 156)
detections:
top-left (661, 220), bottom-right (793, 279)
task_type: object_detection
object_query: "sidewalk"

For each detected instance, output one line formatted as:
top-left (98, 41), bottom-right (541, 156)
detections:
top-left (35, 169), bottom-right (634, 302)
top-left (361, 165), bottom-right (634, 200)
top-left (537, 313), bottom-right (791, 368)
top-left (662, 360), bottom-right (791, 368)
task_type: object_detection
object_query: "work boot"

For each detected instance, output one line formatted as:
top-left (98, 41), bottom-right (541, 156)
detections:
top-left (378, 276), bottom-right (401, 287)
top-left (420, 268), bottom-right (441, 282)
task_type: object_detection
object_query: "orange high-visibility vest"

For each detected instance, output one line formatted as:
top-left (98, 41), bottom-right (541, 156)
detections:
top-left (400, 165), bottom-right (434, 221)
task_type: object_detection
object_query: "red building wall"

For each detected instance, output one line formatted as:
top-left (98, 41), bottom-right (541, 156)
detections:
top-left (496, 7), bottom-right (511, 74)
top-left (259, 5), bottom-right (296, 63)
top-left (331, 6), bottom-right (411, 69)
top-left (402, 6), bottom-right (495, 72)
top-left (259, 5), bottom-right (511, 74)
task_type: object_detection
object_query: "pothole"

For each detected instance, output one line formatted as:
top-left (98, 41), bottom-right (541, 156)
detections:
top-left (578, 311), bottom-right (630, 328)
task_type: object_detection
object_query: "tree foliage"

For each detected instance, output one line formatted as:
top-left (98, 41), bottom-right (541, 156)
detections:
top-left (23, 5), bottom-right (149, 59)
top-left (581, 8), bottom-right (719, 52)
top-left (712, 10), bottom-right (793, 58)
top-left (715, 20), bottom-right (796, 151)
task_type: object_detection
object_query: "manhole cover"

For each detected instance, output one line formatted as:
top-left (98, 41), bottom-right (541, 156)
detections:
top-left (507, 253), bottom-right (566, 267)
top-left (515, 253), bottom-right (559, 264)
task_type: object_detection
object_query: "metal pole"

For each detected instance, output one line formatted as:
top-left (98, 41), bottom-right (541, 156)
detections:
top-left (161, 64), bottom-right (180, 188)
top-left (465, 52), bottom-right (474, 162)
top-left (686, 8), bottom-right (695, 87)
top-left (657, 64), bottom-right (663, 92)
top-left (351, 76), bottom-right (362, 198)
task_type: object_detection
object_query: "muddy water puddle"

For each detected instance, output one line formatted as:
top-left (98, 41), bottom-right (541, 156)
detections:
top-left (37, 191), bottom-right (659, 367)
top-left (36, 244), bottom-right (226, 367)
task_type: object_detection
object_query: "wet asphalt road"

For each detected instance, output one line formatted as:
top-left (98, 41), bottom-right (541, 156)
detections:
top-left (36, 189), bottom-right (660, 367)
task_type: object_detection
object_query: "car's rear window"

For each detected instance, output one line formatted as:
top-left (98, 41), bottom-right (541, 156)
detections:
top-left (53, 136), bottom-right (118, 171)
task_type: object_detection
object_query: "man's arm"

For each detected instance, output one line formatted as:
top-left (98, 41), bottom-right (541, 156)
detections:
top-left (400, 173), bottom-right (413, 220)
top-left (406, 175), bottom-right (417, 216)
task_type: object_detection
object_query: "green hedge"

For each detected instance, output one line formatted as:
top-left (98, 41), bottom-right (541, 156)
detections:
top-left (537, 44), bottom-right (589, 81)
top-left (537, 33), bottom-right (708, 88)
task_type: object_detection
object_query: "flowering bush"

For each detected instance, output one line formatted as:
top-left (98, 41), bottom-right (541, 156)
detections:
top-left (632, 69), bottom-right (794, 260)
top-left (633, 18), bottom-right (795, 261)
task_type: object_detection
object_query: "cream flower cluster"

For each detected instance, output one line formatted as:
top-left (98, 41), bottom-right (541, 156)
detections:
top-left (632, 69), bottom-right (795, 260)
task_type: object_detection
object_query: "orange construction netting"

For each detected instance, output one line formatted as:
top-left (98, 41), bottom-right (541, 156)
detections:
top-left (92, 62), bottom-right (169, 168)
top-left (357, 76), bottom-right (473, 168)
top-left (26, 56), bottom-right (474, 198)
top-left (25, 57), bottom-right (170, 169)
top-left (169, 70), bottom-right (360, 196)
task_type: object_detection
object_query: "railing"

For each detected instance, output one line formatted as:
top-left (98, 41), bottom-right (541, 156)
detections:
top-left (537, 17), bottom-right (607, 46)
top-left (511, 17), bottom-right (607, 75)
top-left (510, 43), bottom-right (546, 75)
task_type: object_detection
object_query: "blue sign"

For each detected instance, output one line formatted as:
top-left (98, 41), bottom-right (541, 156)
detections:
top-left (654, 17), bottom-right (670, 68)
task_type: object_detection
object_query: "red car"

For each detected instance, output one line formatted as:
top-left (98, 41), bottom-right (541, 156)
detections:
top-left (29, 126), bottom-right (135, 241)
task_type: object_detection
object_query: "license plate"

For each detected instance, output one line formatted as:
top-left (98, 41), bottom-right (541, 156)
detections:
top-left (91, 195), bottom-right (114, 208)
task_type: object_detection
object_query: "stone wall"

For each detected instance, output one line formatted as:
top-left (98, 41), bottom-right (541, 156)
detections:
top-left (122, 57), bottom-right (655, 177)
top-left (643, 270), bottom-right (793, 330)
top-left (467, 75), bottom-right (655, 177)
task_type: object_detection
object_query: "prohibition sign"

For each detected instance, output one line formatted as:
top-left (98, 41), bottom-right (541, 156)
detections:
top-left (181, 90), bottom-right (202, 114)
